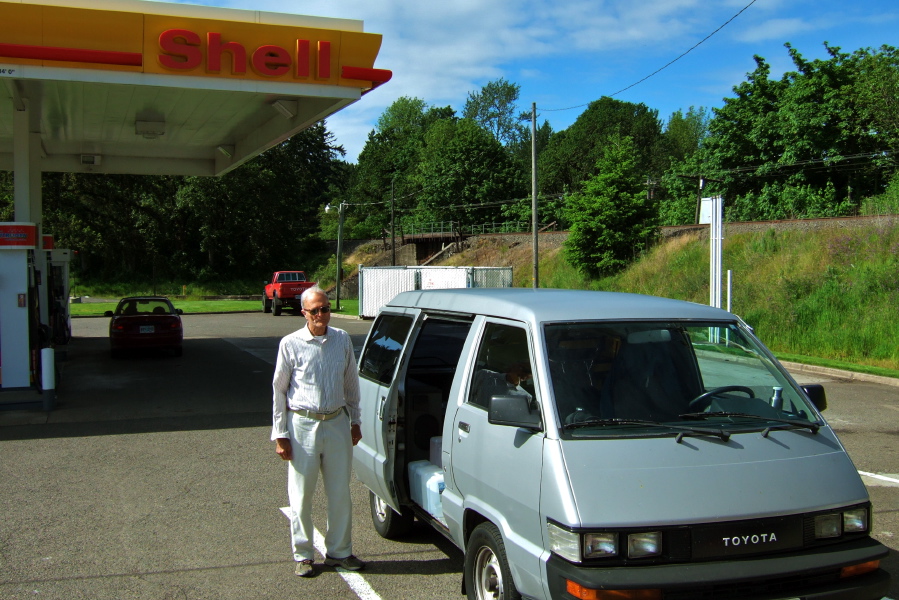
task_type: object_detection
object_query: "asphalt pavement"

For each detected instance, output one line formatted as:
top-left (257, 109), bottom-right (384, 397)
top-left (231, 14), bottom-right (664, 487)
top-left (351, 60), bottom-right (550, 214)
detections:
top-left (0, 311), bottom-right (895, 600)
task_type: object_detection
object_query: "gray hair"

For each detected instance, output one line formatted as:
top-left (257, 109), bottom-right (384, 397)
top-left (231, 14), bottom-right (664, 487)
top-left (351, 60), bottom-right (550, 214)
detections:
top-left (300, 285), bottom-right (328, 309)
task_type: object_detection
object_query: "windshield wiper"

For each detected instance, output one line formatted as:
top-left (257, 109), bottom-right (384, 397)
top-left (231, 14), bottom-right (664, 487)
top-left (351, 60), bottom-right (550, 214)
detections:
top-left (563, 418), bottom-right (730, 442)
top-left (679, 412), bottom-right (820, 435)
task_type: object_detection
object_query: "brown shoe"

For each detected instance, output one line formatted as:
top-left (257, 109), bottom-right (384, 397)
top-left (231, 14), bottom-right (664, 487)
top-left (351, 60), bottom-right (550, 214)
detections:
top-left (295, 559), bottom-right (315, 577)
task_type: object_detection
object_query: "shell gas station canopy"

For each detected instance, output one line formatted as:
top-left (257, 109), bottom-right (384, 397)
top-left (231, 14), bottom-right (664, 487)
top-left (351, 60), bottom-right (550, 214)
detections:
top-left (0, 0), bottom-right (389, 399)
top-left (0, 0), bottom-right (391, 176)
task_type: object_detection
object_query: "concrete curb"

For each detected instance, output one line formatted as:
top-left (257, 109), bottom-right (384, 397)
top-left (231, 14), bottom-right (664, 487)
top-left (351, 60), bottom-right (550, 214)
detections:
top-left (781, 360), bottom-right (899, 388)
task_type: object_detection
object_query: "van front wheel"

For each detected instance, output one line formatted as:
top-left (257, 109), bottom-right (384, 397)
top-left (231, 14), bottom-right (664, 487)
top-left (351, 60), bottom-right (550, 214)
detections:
top-left (370, 491), bottom-right (414, 539)
top-left (465, 522), bottom-right (520, 600)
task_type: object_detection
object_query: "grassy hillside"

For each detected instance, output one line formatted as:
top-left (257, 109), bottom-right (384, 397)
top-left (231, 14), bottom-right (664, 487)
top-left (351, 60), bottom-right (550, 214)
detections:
top-left (439, 225), bottom-right (899, 373)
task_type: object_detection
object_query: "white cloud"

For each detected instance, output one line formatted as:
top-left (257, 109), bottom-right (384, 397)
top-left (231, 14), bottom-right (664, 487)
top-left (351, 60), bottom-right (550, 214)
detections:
top-left (735, 17), bottom-right (815, 43)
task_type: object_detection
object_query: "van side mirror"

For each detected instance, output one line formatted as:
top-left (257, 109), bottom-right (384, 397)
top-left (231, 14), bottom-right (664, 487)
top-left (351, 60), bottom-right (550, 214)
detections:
top-left (488, 395), bottom-right (543, 431)
top-left (104, 310), bottom-right (114, 317)
top-left (801, 384), bottom-right (827, 412)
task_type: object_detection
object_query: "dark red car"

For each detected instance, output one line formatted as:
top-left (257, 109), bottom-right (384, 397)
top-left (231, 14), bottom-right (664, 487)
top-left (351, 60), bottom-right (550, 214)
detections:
top-left (105, 296), bottom-right (184, 358)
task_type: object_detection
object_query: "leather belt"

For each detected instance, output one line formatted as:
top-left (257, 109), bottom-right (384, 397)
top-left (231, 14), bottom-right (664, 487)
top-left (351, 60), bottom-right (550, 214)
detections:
top-left (290, 407), bottom-right (345, 421)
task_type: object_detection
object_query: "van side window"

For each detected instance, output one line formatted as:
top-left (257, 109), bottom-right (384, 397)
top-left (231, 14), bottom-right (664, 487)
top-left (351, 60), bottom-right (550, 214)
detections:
top-left (469, 323), bottom-right (534, 410)
top-left (360, 314), bottom-right (413, 385)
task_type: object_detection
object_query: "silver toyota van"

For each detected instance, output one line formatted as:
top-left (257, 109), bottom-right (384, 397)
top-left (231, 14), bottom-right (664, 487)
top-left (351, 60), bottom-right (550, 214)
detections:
top-left (352, 288), bottom-right (890, 600)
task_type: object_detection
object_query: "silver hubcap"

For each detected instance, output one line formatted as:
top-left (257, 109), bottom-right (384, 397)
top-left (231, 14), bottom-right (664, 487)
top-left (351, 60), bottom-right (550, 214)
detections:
top-left (473, 545), bottom-right (503, 600)
top-left (374, 496), bottom-right (389, 523)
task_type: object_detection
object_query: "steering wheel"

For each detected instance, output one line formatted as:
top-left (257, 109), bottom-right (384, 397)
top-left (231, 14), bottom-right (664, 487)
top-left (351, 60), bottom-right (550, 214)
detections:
top-left (689, 385), bottom-right (755, 412)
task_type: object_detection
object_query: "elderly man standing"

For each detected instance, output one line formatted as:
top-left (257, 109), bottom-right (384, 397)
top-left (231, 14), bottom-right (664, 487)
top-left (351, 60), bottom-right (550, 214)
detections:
top-left (271, 285), bottom-right (364, 577)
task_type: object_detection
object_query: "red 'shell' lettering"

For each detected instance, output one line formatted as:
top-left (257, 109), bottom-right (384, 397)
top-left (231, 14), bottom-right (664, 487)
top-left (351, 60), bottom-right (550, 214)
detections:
top-left (157, 29), bottom-right (330, 79)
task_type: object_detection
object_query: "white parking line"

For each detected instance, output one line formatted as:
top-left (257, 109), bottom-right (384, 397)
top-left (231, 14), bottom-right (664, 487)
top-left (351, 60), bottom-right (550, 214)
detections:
top-left (280, 507), bottom-right (383, 600)
top-left (858, 471), bottom-right (899, 487)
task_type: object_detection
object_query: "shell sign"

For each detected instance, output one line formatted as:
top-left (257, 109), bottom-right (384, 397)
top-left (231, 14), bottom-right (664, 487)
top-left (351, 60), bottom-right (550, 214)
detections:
top-left (0, 2), bottom-right (391, 91)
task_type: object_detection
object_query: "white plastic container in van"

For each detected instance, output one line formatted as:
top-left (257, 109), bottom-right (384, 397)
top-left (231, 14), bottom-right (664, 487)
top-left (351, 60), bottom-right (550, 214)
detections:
top-left (408, 460), bottom-right (444, 522)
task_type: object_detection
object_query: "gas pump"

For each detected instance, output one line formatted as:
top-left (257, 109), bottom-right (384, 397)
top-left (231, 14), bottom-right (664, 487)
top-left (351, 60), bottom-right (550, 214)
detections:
top-left (0, 222), bottom-right (38, 391)
top-left (46, 247), bottom-right (73, 347)
top-left (27, 249), bottom-right (45, 374)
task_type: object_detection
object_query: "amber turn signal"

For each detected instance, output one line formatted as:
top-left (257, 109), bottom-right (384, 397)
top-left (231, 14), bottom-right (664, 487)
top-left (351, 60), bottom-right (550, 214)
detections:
top-left (565, 580), bottom-right (661, 600)
top-left (840, 560), bottom-right (880, 579)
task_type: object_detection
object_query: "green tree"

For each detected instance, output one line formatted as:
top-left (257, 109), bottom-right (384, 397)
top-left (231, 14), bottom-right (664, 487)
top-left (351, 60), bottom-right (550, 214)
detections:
top-left (702, 44), bottom-right (894, 220)
top-left (662, 106), bottom-right (710, 165)
top-left (538, 97), bottom-right (663, 197)
top-left (42, 172), bottom-right (185, 279)
top-left (463, 78), bottom-right (524, 148)
top-left (854, 44), bottom-right (899, 155)
top-left (178, 122), bottom-right (343, 279)
top-left (657, 153), bottom-right (710, 226)
top-left (0, 171), bottom-right (13, 220)
top-left (563, 135), bottom-right (658, 277)
top-left (503, 118), bottom-right (555, 226)
top-left (413, 118), bottom-right (524, 230)
top-left (344, 97), bottom-right (455, 238)
top-left (509, 117), bottom-right (553, 163)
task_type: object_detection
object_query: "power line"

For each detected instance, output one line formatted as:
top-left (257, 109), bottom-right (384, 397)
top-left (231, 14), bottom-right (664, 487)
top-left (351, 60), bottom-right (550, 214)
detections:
top-left (720, 151), bottom-right (895, 176)
top-left (542, 0), bottom-right (759, 114)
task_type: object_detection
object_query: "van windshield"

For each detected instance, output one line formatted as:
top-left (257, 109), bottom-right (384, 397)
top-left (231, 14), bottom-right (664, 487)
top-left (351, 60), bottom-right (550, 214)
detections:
top-left (544, 322), bottom-right (820, 437)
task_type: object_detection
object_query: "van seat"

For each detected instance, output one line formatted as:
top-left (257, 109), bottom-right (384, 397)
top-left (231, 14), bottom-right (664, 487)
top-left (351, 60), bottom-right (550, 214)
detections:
top-left (601, 334), bottom-right (700, 421)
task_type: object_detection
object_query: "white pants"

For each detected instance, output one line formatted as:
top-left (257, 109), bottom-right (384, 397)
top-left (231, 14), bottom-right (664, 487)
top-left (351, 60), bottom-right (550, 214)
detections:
top-left (287, 410), bottom-right (353, 562)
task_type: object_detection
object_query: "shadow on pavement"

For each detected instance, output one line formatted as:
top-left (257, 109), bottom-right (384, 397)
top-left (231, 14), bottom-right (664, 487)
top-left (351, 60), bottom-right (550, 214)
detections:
top-left (0, 411), bottom-right (272, 441)
top-left (0, 333), bottom-right (276, 441)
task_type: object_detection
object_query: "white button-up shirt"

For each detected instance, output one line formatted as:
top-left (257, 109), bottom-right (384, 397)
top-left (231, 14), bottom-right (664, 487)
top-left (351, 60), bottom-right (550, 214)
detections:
top-left (271, 325), bottom-right (361, 440)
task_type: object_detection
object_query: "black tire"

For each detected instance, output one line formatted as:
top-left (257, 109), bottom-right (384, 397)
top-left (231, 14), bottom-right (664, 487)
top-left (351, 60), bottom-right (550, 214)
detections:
top-left (262, 293), bottom-right (272, 313)
top-left (464, 522), bottom-right (520, 600)
top-left (370, 491), bottom-right (414, 539)
top-left (272, 294), bottom-right (282, 316)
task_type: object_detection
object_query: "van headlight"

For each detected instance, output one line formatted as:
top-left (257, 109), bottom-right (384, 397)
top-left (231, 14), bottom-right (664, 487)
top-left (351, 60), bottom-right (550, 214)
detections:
top-left (548, 523), bottom-right (663, 562)
top-left (843, 508), bottom-right (868, 533)
top-left (627, 532), bottom-right (662, 558)
top-left (584, 532), bottom-right (618, 558)
top-left (815, 506), bottom-right (869, 539)
top-left (815, 513), bottom-right (842, 538)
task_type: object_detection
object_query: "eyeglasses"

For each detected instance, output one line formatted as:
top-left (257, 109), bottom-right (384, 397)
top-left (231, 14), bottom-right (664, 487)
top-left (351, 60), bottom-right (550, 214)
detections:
top-left (305, 306), bottom-right (331, 316)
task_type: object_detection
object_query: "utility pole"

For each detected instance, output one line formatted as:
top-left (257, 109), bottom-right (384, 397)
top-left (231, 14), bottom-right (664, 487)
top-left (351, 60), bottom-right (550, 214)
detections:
top-left (677, 174), bottom-right (723, 223)
top-left (325, 202), bottom-right (346, 312)
top-left (645, 176), bottom-right (658, 202)
top-left (531, 102), bottom-right (538, 289)
top-left (391, 177), bottom-right (396, 266)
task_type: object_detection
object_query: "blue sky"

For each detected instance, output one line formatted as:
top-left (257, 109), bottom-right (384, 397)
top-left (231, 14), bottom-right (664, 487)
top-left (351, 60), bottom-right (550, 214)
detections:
top-left (159, 0), bottom-right (899, 162)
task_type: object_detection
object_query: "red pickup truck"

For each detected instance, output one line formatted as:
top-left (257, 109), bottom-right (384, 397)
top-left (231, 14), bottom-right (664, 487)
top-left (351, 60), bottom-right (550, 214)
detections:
top-left (262, 271), bottom-right (316, 316)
